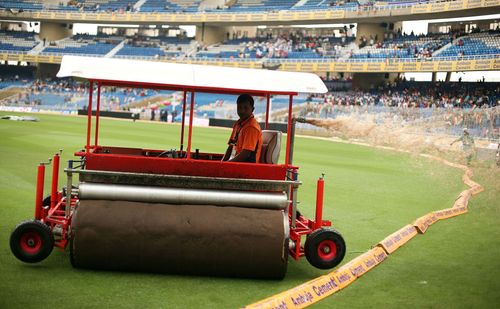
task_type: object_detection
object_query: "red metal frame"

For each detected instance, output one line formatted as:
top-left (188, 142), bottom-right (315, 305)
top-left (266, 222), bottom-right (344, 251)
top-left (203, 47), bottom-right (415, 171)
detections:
top-left (50, 152), bottom-right (60, 209)
top-left (265, 94), bottom-right (270, 130)
top-left (85, 81), bottom-right (93, 153)
top-left (314, 175), bottom-right (324, 230)
top-left (94, 83), bottom-right (101, 147)
top-left (94, 79), bottom-right (298, 97)
top-left (81, 151), bottom-right (287, 180)
top-left (28, 76), bottom-right (336, 265)
top-left (288, 175), bottom-right (332, 260)
top-left (34, 164), bottom-right (45, 220)
top-left (186, 92), bottom-right (195, 159)
top-left (180, 90), bottom-right (187, 151)
top-left (34, 152), bottom-right (78, 250)
top-left (285, 94), bottom-right (293, 166)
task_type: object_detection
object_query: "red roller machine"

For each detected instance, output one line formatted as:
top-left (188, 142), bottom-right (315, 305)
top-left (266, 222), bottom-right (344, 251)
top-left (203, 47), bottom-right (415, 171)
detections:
top-left (10, 56), bottom-right (346, 278)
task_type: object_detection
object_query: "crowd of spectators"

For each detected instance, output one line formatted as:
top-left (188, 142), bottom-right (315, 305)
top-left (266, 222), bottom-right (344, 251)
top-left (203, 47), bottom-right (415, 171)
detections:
top-left (298, 80), bottom-right (499, 138)
top-left (198, 27), bottom-right (499, 60)
top-left (66, 1), bottom-right (137, 13)
top-left (0, 77), bottom-right (156, 111)
top-left (2, 73), bottom-right (497, 110)
top-left (354, 29), bottom-right (450, 59)
top-left (354, 27), bottom-right (500, 60)
top-left (1, 71), bottom-right (498, 138)
top-left (310, 80), bottom-right (499, 109)
top-left (204, 28), bottom-right (355, 59)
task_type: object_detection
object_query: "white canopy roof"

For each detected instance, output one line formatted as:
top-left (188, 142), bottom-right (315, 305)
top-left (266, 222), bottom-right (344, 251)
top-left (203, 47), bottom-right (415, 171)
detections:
top-left (57, 56), bottom-right (327, 94)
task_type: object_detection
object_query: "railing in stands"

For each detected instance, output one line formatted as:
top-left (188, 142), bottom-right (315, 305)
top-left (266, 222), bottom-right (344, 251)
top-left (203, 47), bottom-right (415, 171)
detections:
top-left (0, 0), bottom-right (497, 13)
top-left (188, 54), bottom-right (500, 63)
top-left (2, 50), bottom-right (497, 62)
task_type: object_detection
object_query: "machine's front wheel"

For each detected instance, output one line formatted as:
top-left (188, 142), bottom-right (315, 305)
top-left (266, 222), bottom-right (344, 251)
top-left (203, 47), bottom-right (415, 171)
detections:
top-left (10, 220), bottom-right (54, 263)
top-left (305, 228), bottom-right (346, 269)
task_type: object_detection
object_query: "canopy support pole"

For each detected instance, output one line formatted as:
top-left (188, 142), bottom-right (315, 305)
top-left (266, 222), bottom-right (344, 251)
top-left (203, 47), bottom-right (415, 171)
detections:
top-left (94, 83), bottom-right (101, 148)
top-left (180, 90), bottom-right (187, 152)
top-left (186, 92), bottom-right (195, 159)
top-left (265, 94), bottom-right (270, 130)
top-left (86, 81), bottom-right (93, 153)
top-left (285, 94), bottom-right (293, 166)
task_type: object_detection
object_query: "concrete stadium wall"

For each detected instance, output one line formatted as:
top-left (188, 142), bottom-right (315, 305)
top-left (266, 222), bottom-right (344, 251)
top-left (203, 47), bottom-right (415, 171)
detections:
top-left (37, 63), bottom-right (59, 79)
top-left (39, 22), bottom-right (72, 42)
top-left (196, 24), bottom-right (228, 45)
top-left (352, 73), bottom-right (400, 90)
top-left (356, 23), bottom-right (387, 45)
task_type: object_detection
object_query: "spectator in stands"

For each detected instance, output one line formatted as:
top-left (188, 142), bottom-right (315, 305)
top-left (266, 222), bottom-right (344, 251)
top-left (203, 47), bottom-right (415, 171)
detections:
top-left (222, 94), bottom-right (262, 163)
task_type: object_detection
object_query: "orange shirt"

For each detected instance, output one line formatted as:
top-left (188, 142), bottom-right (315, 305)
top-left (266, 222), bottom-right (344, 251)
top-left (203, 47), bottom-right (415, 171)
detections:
top-left (228, 115), bottom-right (262, 163)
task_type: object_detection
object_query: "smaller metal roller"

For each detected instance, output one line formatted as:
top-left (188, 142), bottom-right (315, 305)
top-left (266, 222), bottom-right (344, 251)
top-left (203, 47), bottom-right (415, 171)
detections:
top-left (78, 183), bottom-right (288, 209)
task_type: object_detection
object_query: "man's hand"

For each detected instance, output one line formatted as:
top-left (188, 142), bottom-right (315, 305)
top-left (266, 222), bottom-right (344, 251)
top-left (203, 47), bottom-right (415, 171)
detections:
top-left (222, 145), bottom-right (233, 162)
top-left (229, 149), bottom-right (253, 162)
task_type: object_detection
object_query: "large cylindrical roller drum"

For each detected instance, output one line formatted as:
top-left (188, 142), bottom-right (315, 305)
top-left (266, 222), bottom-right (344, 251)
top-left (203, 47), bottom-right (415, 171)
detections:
top-left (70, 199), bottom-right (289, 279)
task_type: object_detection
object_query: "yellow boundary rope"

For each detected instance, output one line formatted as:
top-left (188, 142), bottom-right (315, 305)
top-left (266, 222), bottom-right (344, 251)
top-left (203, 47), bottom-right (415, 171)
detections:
top-left (244, 150), bottom-right (483, 309)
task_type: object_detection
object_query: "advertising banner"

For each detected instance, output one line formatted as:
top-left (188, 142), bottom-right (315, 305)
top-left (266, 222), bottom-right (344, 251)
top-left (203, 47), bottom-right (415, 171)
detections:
top-left (433, 206), bottom-right (468, 220)
top-left (343, 246), bottom-right (387, 278)
top-left (413, 213), bottom-right (438, 234)
top-left (244, 274), bottom-right (342, 309)
top-left (377, 224), bottom-right (418, 254)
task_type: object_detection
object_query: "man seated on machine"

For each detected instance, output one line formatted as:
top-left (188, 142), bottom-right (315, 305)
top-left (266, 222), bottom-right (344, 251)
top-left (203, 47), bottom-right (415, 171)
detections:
top-left (222, 94), bottom-right (263, 163)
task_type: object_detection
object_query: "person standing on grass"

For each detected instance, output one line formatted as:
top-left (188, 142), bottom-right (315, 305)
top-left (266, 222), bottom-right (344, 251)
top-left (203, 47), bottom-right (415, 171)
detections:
top-left (496, 142), bottom-right (499, 167)
top-left (451, 128), bottom-right (475, 165)
top-left (222, 94), bottom-right (262, 163)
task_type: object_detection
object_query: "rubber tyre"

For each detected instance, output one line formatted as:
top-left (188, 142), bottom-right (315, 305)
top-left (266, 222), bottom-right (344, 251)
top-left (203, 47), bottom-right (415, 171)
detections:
top-left (305, 228), bottom-right (346, 270)
top-left (10, 220), bottom-right (54, 263)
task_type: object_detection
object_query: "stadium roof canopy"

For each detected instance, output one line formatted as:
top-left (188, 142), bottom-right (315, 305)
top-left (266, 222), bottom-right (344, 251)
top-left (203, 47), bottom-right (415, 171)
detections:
top-left (57, 56), bottom-right (327, 95)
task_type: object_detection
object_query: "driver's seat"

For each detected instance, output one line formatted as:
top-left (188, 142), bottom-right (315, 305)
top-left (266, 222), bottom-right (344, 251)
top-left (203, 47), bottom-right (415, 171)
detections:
top-left (260, 130), bottom-right (282, 164)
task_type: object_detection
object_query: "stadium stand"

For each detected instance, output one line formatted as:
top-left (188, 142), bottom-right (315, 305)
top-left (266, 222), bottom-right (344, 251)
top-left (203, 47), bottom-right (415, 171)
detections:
top-left (351, 32), bottom-right (450, 59)
top-left (228, 0), bottom-right (298, 11)
top-left (118, 29), bottom-right (500, 62)
top-left (291, 0), bottom-right (359, 11)
top-left (114, 35), bottom-right (192, 59)
top-left (0, 0), bottom-right (43, 11)
top-left (140, 0), bottom-right (203, 12)
top-left (1, 27), bottom-right (498, 62)
top-left (195, 33), bottom-right (356, 59)
top-left (0, 30), bottom-right (39, 52)
top-left (39, 33), bottom-right (121, 56)
top-left (66, 0), bottom-right (138, 12)
top-left (438, 31), bottom-right (500, 57)
top-left (115, 44), bottom-right (167, 57)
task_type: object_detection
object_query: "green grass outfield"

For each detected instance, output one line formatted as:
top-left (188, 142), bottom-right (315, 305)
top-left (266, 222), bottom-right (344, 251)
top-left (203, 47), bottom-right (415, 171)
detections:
top-left (0, 113), bottom-right (498, 308)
